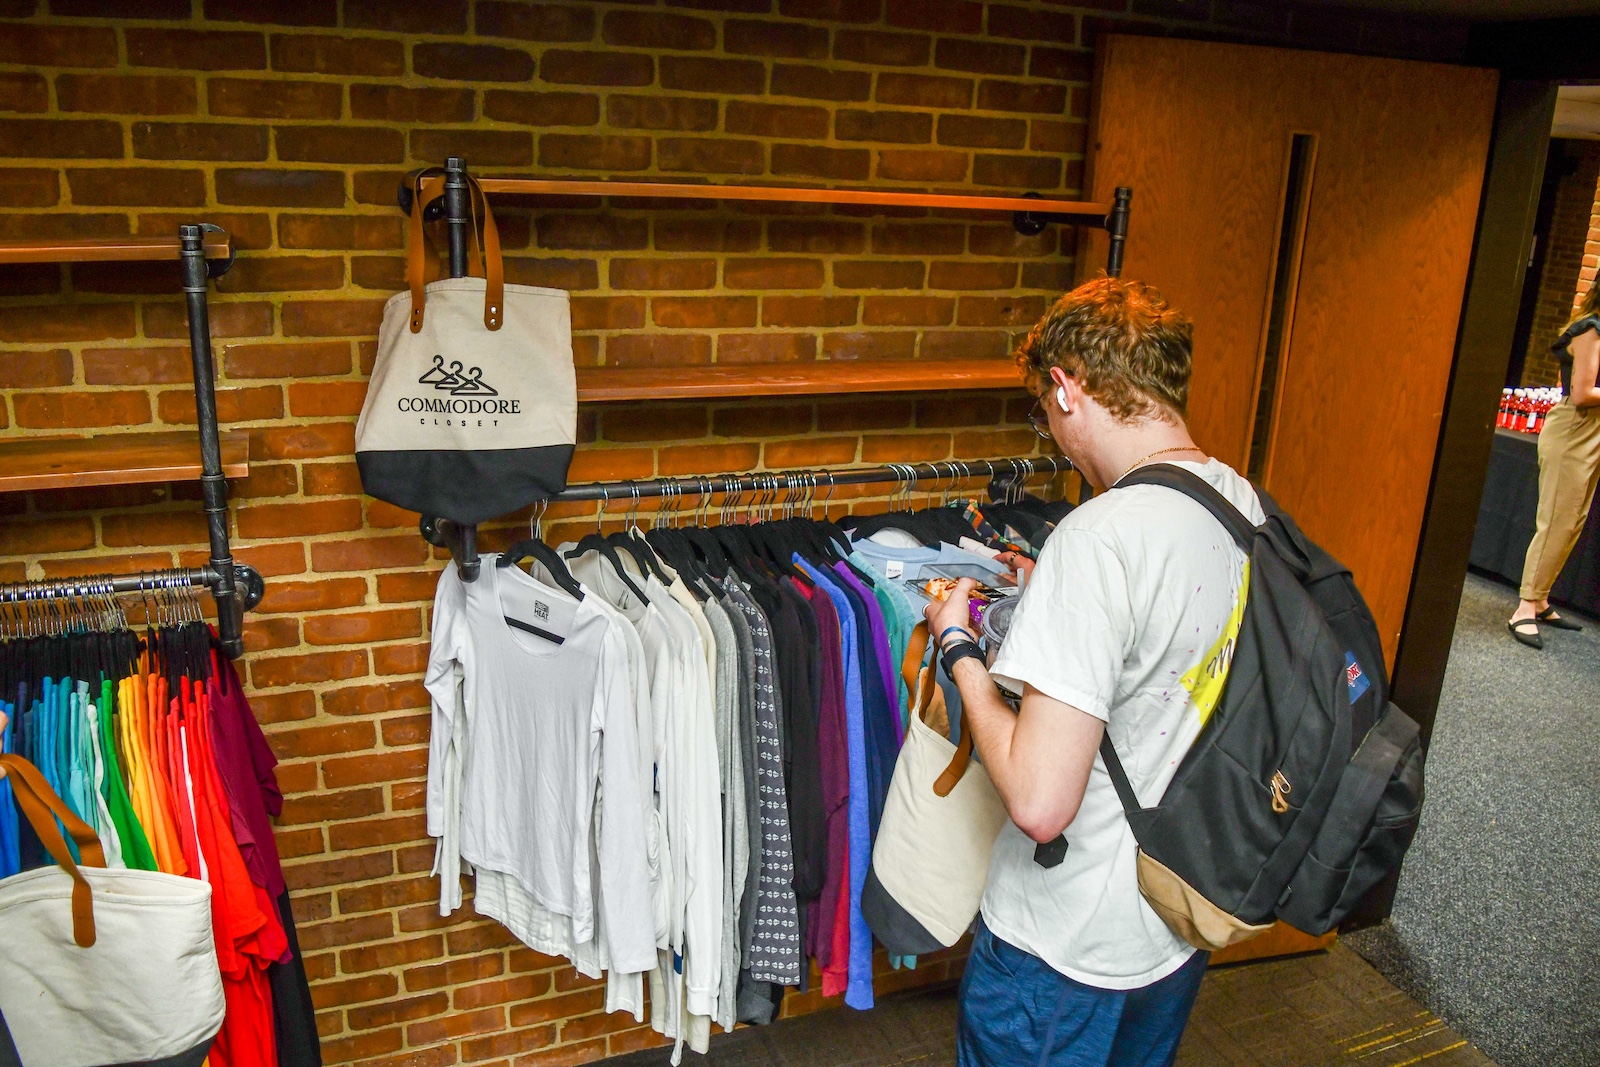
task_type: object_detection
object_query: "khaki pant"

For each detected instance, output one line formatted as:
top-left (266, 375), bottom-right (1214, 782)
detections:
top-left (1520, 400), bottom-right (1600, 600)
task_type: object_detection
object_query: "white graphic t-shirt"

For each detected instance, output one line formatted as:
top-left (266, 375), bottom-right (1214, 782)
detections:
top-left (986, 458), bottom-right (1263, 990)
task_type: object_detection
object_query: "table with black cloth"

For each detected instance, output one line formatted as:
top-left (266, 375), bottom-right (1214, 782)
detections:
top-left (1469, 427), bottom-right (1600, 618)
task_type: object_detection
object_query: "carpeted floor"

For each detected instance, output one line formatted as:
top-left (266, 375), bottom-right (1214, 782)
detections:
top-left (605, 944), bottom-right (1490, 1067)
top-left (1345, 572), bottom-right (1600, 1067)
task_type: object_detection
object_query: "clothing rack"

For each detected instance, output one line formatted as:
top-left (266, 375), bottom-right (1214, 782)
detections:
top-left (403, 156), bottom-right (1123, 582)
top-left (0, 566), bottom-right (266, 637)
top-left (421, 455), bottom-right (1070, 578)
top-left (0, 225), bottom-right (263, 657)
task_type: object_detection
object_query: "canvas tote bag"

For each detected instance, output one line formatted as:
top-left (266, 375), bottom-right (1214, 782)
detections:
top-left (861, 625), bottom-right (1008, 955)
top-left (0, 754), bottom-right (224, 1067)
top-left (356, 169), bottom-right (577, 525)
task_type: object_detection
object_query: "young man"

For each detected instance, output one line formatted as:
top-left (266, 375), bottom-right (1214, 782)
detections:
top-left (926, 277), bottom-right (1264, 1067)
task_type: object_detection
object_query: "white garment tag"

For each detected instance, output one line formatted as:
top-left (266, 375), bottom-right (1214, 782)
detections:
top-left (959, 537), bottom-right (1002, 560)
top-left (885, 560), bottom-right (904, 579)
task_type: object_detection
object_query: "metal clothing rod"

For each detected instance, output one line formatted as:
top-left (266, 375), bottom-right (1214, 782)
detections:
top-left (548, 455), bottom-right (1069, 503)
top-left (0, 565), bottom-right (266, 647)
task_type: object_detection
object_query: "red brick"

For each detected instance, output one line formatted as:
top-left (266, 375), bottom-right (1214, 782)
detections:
top-left (322, 748), bottom-right (428, 790)
top-left (1021, 260), bottom-right (1076, 291)
top-left (599, 95), bottom-right (711, 133)
top-left (378, 572), bottom-right (440, 604)
top-left (483, 89), bottom-right (598, 127)
top-left (834, 28), bottom-right (929, 66)
top-left (717, 332), bottom-right (816, 363)
top-left (603, 10), bottom-right (715, 50)
top-left (414, 42), bottom-right (534, 83)
top-left (607, 258), bottom-right (715, 291)
top-left (763, 295), bottom-right (858, 327)
top-left (938, 114), bottom-right (1026, 150)
top-left (158, 385), bottom-right (282, 425)
top-left (725, 101), bottom-right (827, 140)
top-left (713, 402), bottom-right (814, 437)
top-left (781, 0), bottom-right (881, 19)
top-left (0, 518), bottom-right (95, 557)
top-left (725, 257), bottom-right (825, 290)
top-left (877, 72), bottom-right (974, 109)
top-left (540, 133), bottom-right (651, 171)
top-left (126, 28), bottom-right (266, 70)
top-left (988, 4), bottom-right (1078, 43)
top-left (540, 50), bottom-right (652, 87)
top-left (596, 403), bottom-right (709, 445)
top-left (130, 121), bottom-right (266, 161)
top-left (405, 955), bottom-right (505, 993)
top-left (507, 989), bottom-right (605, 1028)
top-left (15, 391), bottom-right (149, 429)
top-left (930, 262), bottom-right (1019, 290)
top-left (223, 340), bottom-right (350, 379)
top-left (279, 786), bottom-right (385, 826)
top-left (285, 851), bottom-right (395, 893)
top-left (257, 577), bottom-right (369, 615)
top-left (978, 80), bottom-right (1069, 114)
top-left (53, 0), bottom-right (189, 18)
top-left (566, 296), bottom-right (642, 330)
top-left (250, 423), bottom-right (358, 460)
top-left (366, 501), bottom-right (422, 529)
top-left (284, 382), bottom-right (365, 418)
top-left (345, 0), bottom-right (467, 34)
top-left (299, 461), bottom-right (362, 498)
top-left (56, 74), bottom-right (195, 115)
top-left (281, 299), bottom-right (385, 336)
top-left (887, 0), bottom-right (980, 33)
top-left (973, 153), bottom-right (1061, 189)
top-left (330, 815), bottom-right (430, 854)
top-left (0, 304), bottom-right (133, 343)
top-left (407, 1005), bottom-right (506, 1047)
top-left (821, 330), bottom-right (917, 361)
top-left (3, 168), bottom-right (60, 207)
top-left (226, 461), bottom-right (299, 501)
top-left (0, 118), bottom-right (123, 159)
top-left (410, 128), bottom-right (533, 167)
top-left (657, 137), bottom-right (765, 175)
top-left (606, 333), bottom-right (711, 368)
top-left (657, 442), bottom-right (760, 476)
top-left (864, 296), bottom-right (955, 326)
top-left (310, 974), bottom-right (400, 1011)
top-left (1031, 46), bottom-right (1094, 82)
top-left (654, 218), bottom-right (760, 252)
top-left (204, 0), bottom-right (337, 26)
top-left (209, 77), bottom-right (340, 119)
top-left (565, 446), bottom-right (656, 479)
top-left (461, 1025), bottom-right (559, 1062)
top-left (238, 499), bottom-right (364, 539)
top-left (652, 296), bottom-right (757, 329)
top-left (226, 541), bottom-right (307, 578)
top-left (503, 257), bottom-right (602, 290)
top-left (0, 349), bottom-right (72, 388)
top-left (833, 259), bottom-right (924, 288)
top-left (958, 295), bottom-right (1052, 327)
top-left (279, 215), bottom-right (400, 252)
top-left (835, 109), bottom-right (932, 144)
top-left (305, 608), bottom-right (421, 646)
top-left (953, 427), bottom-right (1038, 456)
top-left (0, 25), bottom-right (118, 67)
top-left (726, 19), bottom-right (829, 59)
top-left (936, 38), bottom-right (1025, 76)
top-left (297, 913), bottom-right (395, 954)
top-left (861, 432), bottom-right (952, 462)
top-left (764, 435), bottom-right (859, 467)
top-left (453, 975), bottom-right (549, 1011)
top-left (876, 147), bottom-right (972, 182)
top-left (477, 1), bottom-right (596, 42)
top-left (275, 125), bottom-right (402, 165)
top-left (311, 535), bottom-right (429, 573)
top-left (969, 223), bottom-right (1057, 258)
top-left (506, 1034), bottom-right (599, 1065)
top-left (873, 223), bottom-right (967, 256)
top-left (216, 168), bottom-right (344, 207)
top-left (338, 875), bottom-right (440, 916)
top-left (252, 689), bottom-right (317, 725)
top-left (660, 56), bottom-right (765, 95)
top-left (253, 651), bottom-right (369, 690)
top-left (323, 680), bottom-right (429, 717)
top-left (270, 34), bottom-right (403, 76)
top-left (771, 63), bottom-right (871, 102)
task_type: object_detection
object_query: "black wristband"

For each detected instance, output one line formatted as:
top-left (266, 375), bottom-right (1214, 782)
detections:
top-left (940, 639), bottom-right (985, 677)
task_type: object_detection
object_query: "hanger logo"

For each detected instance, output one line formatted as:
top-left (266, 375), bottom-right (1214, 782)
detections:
top-left (419, 354), bottom-right (498, 396)
top-left (399, 354), bottom-right (521, 418)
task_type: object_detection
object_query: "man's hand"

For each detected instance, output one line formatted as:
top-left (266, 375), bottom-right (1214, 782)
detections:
top-left (924, 576), bottom-right (979, 644)
top-left (996, 551), bottom-right (1036, 587)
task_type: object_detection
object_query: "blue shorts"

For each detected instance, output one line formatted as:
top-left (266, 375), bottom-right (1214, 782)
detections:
top-left (957, 921), bottom-right (1208, 1067)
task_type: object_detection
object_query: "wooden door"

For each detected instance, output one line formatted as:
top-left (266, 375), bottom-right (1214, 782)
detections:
top-left (1082, 36), bottom-right (1496, 963)
top-left (1083, 35), bottom-right (1497, 666)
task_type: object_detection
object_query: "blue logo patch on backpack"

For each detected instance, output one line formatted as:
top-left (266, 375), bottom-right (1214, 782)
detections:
top-left (1344, 651), bottom-right (1371, 704)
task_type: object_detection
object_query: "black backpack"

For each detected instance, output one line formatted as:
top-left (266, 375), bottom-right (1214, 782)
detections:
top-left (1100, 464), bottom-right (1425, 948)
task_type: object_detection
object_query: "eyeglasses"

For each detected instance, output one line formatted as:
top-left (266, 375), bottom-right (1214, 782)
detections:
top-left (1028, 397), bottom-right (1053, 440)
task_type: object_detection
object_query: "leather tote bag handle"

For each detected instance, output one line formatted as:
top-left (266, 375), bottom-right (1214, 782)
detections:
top-left (406, 170), bottom-right (505, 333)
top-left (900, 622), bottom-right (980, 798)
top-left (0, 754), bottom-right (105, 947)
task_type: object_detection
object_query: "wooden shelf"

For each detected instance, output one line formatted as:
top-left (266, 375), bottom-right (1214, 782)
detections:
top-left (470, 178), bottom-right (1110, 221)
top-left (576, 359), bottom-right (1024, 402)
top-left (0, 430), bottom-right (249, 494)
top-left (0, 233), bottom-right (233, 265)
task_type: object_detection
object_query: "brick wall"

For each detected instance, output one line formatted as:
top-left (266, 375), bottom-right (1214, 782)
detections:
top-left (1522, 139), bottom-right (1600, 388)
top-left (0, 3), bottom-right (1467, 1065)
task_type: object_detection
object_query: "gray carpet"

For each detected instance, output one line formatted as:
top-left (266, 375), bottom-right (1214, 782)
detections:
top-left (1346, 572), bottom-right (1600, 1067)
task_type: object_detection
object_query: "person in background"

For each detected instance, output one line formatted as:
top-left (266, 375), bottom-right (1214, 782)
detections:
top-left (1509, 282), bottom-right (1600, 649)
top-left (925, 277), bottom-right (1262, 1067)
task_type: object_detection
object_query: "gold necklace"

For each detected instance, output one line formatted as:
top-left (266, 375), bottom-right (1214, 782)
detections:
top-left (1119, 444), bottom-right (1205, 484)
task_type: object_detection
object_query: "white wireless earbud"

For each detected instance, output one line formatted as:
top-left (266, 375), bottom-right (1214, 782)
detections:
top-left (1056, 385), bottom-right (1070, 413)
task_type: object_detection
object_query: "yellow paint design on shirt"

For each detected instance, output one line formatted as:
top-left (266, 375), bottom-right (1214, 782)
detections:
top-left (1179, 559), bottom-right (1250, 728)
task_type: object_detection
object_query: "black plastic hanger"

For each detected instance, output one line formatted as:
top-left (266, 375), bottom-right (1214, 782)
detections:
top-left (498, 539), bottom-right (586, 601)
top-left (563, 533), bottom-right (650, 605)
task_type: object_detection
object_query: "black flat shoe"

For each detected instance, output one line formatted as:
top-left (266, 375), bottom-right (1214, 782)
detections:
top-left (1509, 619), bottom-right (1543, 649)
top-left (1537, 607), bottom-right (1583, 632)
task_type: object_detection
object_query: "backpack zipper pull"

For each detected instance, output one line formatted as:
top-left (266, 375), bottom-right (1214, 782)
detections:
top-left (1270, 770), bottom-right (1292, 813)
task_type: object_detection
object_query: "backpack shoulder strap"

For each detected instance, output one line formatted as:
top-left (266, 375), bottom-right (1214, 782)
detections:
top-left (1114, 463), bottom-right (1256, 551)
